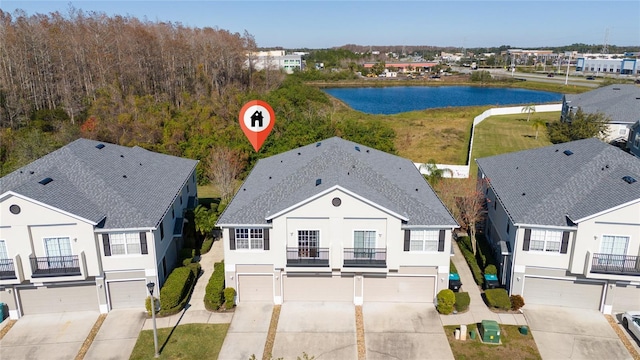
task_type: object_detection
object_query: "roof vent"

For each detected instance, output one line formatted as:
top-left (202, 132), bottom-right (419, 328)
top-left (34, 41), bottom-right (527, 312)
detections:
top-left (555, 149), bottom-right (559, 152)
top-left (613, 87), bottom-right (620, 90)
top-left (316, 142), bottom-right (321, 147)
top-left (366, 149), bottom-right (370, 153)
top-left (316, 178), bottom-right (322, 186)
top-left (563, 150), bottom-right (573, 156)
top-left (95, 143), bottom-right (105, 149)
top-left (29, 171), bottom-right (34, 175)
top-left (123, 175), bottom-right (127, 178)
top-left (623, 176), bottom-right (637, 184)
top-left (120, 154), bottom-right (124, 158)
top-left (297, 152), bottom-right (301, 156)
top-left (522, 192), bottom-right (526, 196)
top-left (355, 146), bottom-right (360, 152)
top-left (39, 177), bottom-right (53, 185)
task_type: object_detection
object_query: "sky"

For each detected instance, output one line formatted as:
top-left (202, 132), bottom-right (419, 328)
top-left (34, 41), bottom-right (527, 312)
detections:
top-left (2, 1), bottom-right (639, 49)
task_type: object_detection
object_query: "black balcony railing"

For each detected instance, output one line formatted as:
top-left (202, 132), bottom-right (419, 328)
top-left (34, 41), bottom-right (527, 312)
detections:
top-left (343, 248), bottom-right (387, 268)
top-left (287, 247), bottom-right (330, 267)
top-left (0, 258), bottom-right (16, 280)
top-left (30, 256), bottom-right (81, 277)
top-left (591, 253), bottom-right (640, 276)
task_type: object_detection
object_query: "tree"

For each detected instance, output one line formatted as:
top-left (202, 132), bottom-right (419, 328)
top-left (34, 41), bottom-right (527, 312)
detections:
top-left (531, 119), bottom-right (546, 140)
top-left (521, 104), bottom-right (536, 121)
top-left (420, 159), bottom-right (452, 186)
top-left (206, 146), bottom-right (246, 205)
top-left (547, 108), bottom-right (610, 144)
top-left (193, 205), bottom-right (216, 238)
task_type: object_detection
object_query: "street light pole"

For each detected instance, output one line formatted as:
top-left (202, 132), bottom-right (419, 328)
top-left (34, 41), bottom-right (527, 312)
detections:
top-left (565, 53), bottom-right (571, 85)
top-left (147, 282), bottom-right (159, 358)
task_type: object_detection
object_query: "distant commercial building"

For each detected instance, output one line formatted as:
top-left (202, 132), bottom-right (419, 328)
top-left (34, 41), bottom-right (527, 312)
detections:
top-left (248, 50), bottom-right (303, 74)
top-left (363, 62), bottom-right (438, 73)
top-left (575, 57), bottom-right (638, 75)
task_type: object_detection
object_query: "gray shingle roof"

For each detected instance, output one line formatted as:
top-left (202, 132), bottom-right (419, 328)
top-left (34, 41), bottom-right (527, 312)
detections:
top-left (476, 138), bottom-right (640, 226)
top-left (564, 84), bottom-right (640, 124)
top-left (217, 137), bottom-right (458, 228)
top-left (1, 139), bottom-right (198, 229)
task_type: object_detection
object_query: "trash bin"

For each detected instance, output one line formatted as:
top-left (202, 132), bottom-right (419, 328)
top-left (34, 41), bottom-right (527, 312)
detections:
top-left (449, 273), bottom-right (462, 292)
top-left (479, 320), bottom-right (501, 344)
top-left (519, 325), bottom-right (529, 335)
top-left (469, 329), bottom-right (476, 340)
top-left (0, 303), bottom-right (6, 323)
top-left (484, 274), bottom-right (499, 289)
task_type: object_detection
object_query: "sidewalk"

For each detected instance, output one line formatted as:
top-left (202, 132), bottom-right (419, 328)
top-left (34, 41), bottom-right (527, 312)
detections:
top-left (439, 240), bottom-right (528, 327)
top-left (142, 239), bottom-right (233, 330)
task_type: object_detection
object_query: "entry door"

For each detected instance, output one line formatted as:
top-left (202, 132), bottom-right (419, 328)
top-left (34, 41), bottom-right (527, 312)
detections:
top-left (44, 237), bottom-right (73, 268)
top-left (298, 230), bottom-right (319, 258)
top-left (354, 230), bottom-right (376, 258)
top-left (599, 235), bottom-right (629, 267)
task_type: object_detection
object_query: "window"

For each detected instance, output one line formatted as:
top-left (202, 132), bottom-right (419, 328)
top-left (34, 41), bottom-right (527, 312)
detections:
top-left (160, 223), bottom-right (164, 240)
top-left (634, 133), bottom-right (640, 148)
top-left (298, 230), bottom-right (319, 257)
top-left (529, 229), bottom-right (562, 252)
top-left (410, 230), bottom-right (438, 251)
top-left (44, 237), bottom-right (72, 257)
top-left (235, 228), bottom-right (264, 250)
top-left (507, 223), bottom-right (510, 234)
top-left (109, 233), bottom-right (142, 255)
top-left (354, 230), bottom-right (376, 258)
top-left (0, 240), bottom-right (8, 259)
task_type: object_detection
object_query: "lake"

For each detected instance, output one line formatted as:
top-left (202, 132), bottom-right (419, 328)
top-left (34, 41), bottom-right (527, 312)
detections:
top-left (323, 86), bottom-right (563, 114)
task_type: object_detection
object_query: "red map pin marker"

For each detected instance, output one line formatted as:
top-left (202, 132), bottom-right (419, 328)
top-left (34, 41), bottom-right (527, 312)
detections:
top-left (239, 100), bottom-right (275, 152)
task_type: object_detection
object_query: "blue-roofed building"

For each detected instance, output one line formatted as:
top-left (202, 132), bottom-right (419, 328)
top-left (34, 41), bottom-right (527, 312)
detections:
top-left (216, 137), bottom-right (458, 305)
top-left (476, 138), bottom-right (640, 315)
top-left (0, 139), bottom-right (198, 318)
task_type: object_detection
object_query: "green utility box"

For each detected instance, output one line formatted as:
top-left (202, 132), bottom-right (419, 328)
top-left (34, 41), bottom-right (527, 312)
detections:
top-left (519, 325), bottom-right (529, 335)
top-left (479, 320), bottom-right (501, 344)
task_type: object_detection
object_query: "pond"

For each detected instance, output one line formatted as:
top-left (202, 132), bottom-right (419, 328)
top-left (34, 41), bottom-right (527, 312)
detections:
top-left (323, 86), bottom-right (563, 115)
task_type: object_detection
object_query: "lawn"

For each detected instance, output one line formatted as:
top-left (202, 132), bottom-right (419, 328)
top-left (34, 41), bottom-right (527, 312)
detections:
top-left (129, 323), bottom-right (229, 360)
top-left (444, 324), bottom-right (541, 360)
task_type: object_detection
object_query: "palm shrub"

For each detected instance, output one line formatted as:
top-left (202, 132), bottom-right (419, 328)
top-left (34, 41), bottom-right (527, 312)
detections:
top-left (436, 289), bottom-right (456, 315)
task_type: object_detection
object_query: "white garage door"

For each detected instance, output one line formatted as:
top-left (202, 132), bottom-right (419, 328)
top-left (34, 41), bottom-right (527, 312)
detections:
top-left (364, 276), bottom-right (435, 303)
top-left (19, 284), bottom-right (98, 314)
top-left (109, 280), bottom-right (147, 309)
top-left (523, 277), bottom-right (604, 310)
top-left (238, 275), bottom-right (273, 302)
top-left (612, 284), bottom-right (640, 314)
top-left (284, 275), bottom-right (353, 302)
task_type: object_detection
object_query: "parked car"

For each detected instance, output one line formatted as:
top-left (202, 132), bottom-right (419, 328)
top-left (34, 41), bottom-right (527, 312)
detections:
top-left (622, 311), bottom-right (640, 340)
top-left (547, 73), bottom-right (554, 77)
top-left (586, 76), bottom-right (596, 80)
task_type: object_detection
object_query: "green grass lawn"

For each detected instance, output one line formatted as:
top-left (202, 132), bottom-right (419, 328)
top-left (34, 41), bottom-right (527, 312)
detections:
top-left (445, 324), bottom-right (541, 360)
top-left (129, 323), bottom-right (229, 360)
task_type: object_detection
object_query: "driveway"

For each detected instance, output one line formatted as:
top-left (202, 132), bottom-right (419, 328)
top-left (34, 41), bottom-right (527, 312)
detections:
top-left (363, 302), bottom-right (454, 360)
top-left (0, 311), bottom-right (99, 360)
top-left (84, 309), bottom-right (147, 360)
top-left (524, 305), bottom-right (632, 360)
top-left (272, 302), bottom-right (358, 360)
top-left (219, 302), bottom-right (273, 360)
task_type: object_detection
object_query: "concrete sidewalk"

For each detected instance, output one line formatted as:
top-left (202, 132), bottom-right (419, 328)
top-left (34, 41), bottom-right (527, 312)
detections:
top-left (142, 239), bottom-right (232, 330)
top-left (439, 240), bottom-right (528, 327)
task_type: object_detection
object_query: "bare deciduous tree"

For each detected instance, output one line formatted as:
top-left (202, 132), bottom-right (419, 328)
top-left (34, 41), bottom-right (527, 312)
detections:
top-left (207, 146), bottom-right (245, 204)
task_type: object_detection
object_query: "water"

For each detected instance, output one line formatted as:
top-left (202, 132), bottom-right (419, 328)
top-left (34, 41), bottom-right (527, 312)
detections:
top-left (323, 86), bottom-right (563, 114)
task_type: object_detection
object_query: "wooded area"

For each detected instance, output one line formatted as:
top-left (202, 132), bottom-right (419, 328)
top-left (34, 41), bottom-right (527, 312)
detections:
top-left (0, 9), bottom-right (396, 179)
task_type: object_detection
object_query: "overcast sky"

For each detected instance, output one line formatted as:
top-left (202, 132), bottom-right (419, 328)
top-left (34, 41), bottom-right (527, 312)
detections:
top-left (3, 1), bottom-right (639, 49)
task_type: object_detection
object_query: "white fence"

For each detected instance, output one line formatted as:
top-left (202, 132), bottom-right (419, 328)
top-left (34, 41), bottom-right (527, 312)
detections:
top-left (415, 103), bottom-right (562, 178)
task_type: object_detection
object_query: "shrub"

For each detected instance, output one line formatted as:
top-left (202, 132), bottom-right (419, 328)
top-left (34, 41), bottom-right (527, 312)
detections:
top-left (454, 292), bottom-right (470, 312)
top-left (159, 266), bottom-right (195, 311)
top-left (449, 260), bottom-right (457, 274)
top-left (457, 237), bottom-right (484, 286)
top-left (205, 261), bottom-right (225, 310)
top-left (436, 289), bottom-right (456, 315)
top-left (145, 296), bottom-right (160, 314)
top-left (224, 287), bottom-right (236, 310)
top-left (179, 248), bottom-right (195, 262)
top-left (485, 288), bottom-right (511, 310)
top-left (484, 264), bottom-right (497, 275)
top-left (510, 294), bottom-right (525, 311)
top-left (201, 237), bottom-right (214, 254)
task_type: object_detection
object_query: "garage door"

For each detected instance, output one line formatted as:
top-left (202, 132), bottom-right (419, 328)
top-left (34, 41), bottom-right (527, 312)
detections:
top-left (612, 284), bottom-right (640, 314)
top-left (364, 276), bottom-right (435, 303)
top-left (19, 284), bottom-right (98, 314)
top-left (523, 277), bottom-right (604, 310)
top-left (284, 275), bottom-right (353, 302)
top-left (238, 275), bottom-right (273, 302)
top-left (109, 280), bottom-right (147, 309)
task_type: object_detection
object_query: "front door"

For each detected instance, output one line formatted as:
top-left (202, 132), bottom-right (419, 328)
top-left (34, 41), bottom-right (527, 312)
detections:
top-left (354, 230), bottom-right (376, 259)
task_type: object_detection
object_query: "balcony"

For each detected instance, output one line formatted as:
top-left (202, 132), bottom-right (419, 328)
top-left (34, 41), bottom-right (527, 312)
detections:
top-left (0, 259), bottom-right (17, 280)
top-left (591, 253), bottom-right (640, 276)
top-left (30, 256), bottom-right (81, 277)
top-left (343, 248), bottom-right (387, 268)
top-left (287, 247), bottom-right (329, 267)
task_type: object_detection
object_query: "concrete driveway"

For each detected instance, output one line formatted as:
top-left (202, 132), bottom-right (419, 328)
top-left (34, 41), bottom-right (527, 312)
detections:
top-left (84, 309), bottom-right (147, 360)
top-left (363, 302), bottom-right (454, 360)
top-left (219, 302), bottom-right (273, 360)
top-left (272, 302), bottom-right (358, 360)
top-left (524, 305), bottom-right (632, 360)
top-left (0, 311), bottom-right (99, 360)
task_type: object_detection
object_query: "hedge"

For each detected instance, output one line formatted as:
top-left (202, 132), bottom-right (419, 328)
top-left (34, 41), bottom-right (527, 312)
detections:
top-left (455, 292), bottom-right (470, 312)
top-left (449, 260), bottom-right (457, 274)
top-left (485, 288), bottom-right (511, 310)
top-left (145, 263), bottom-right (200, 317)
top-left (205, 261), bottom-right (225, 311)
top-left (201, 237), bottom-right (214, 254)
top-left (436, 289), bottom-right (456, 315)
top-left (457, 236), bottom-right (484, 286)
